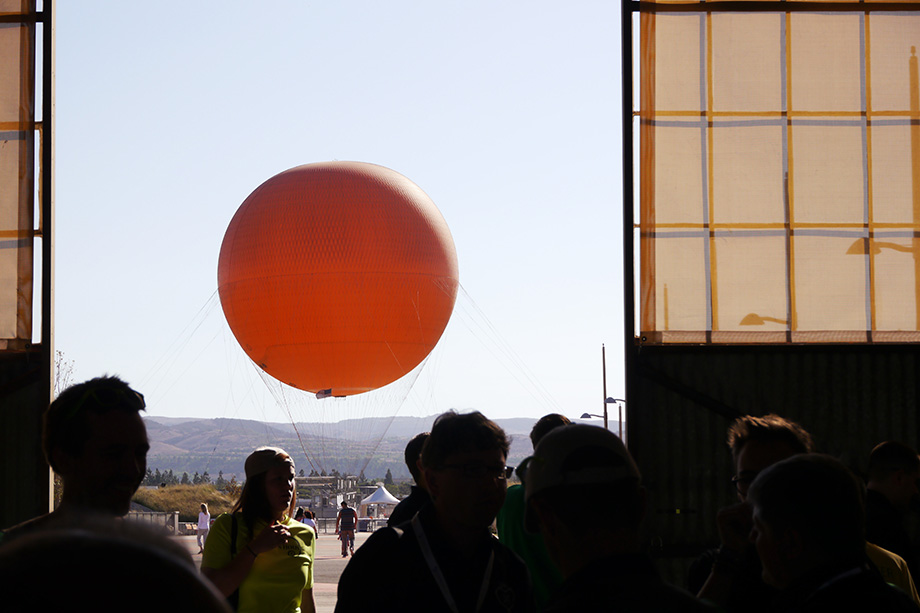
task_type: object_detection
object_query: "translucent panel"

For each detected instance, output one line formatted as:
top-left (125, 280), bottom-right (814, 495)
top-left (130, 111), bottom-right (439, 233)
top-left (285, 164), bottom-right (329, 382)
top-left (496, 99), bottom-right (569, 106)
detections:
top-left (711, 13), bottom-right (784, 113)
top-left (869, 15), bottom-right (920, 112)
top-left (870, 125), bottom-right (914, 224)
top-left (653, 122), bottom-right (706, 225)
top-left (652, 14), bottom-right (704, 111)
top-left (790, 14), bottom-right (865, 113)
top-left (638, 3), bottom-right (920, 343)
top-left (0, 12), bottom-right (34, 345)
top-left (793, 235), bottom-right (868, 330)
top-left (873, 239), bottom-right (919, 330)
top-left (712, 123), bottom-right (785, 224)
top-left (792, 124), bottom-right (866, 225)
top-left (654, 235), bottom-right (709, 331)
top-left (714, 234), bottom-right (788, 331)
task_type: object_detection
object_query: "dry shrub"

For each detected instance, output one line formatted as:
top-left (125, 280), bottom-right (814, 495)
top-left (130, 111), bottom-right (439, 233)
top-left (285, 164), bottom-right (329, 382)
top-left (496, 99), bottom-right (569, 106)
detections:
top-left (133, 485), bottom-right (235, 522)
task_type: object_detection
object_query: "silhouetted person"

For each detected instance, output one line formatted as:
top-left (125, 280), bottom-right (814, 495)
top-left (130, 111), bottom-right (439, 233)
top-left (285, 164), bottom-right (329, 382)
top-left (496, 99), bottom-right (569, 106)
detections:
top-left (866, 441), bottom-right (920, 572)
top-left (1, 376), bottom-right (150, 542)
top-left (526, 423), bottom-right (716, 612)
top-left (496, 413), bottom-right (569, 609)
top-left (336, 500), bottom-right (358, 557)
top-left (0, 518), bottom-right (229, 612)
top-left (691, 414), bottom-right (814, 612)
top-left (748, 454), bottom-right (918, 612)
top-left (335, 411), bottom-right (534, 612)
top-left (388, 432), bottom-right (430, 527)
top-left (691, 415), bottom-right (919, 610)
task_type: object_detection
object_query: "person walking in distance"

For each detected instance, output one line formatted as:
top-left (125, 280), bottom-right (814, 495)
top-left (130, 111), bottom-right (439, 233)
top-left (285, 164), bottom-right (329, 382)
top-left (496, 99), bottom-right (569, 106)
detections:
top-left (336, 501), bottom-right (357, 557)
top-left (197, 503), bottom-right (211, 554)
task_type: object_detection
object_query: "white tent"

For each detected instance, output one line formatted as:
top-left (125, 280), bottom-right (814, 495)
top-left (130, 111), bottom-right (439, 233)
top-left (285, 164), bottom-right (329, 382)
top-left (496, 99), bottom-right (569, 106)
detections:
top-left (360, 485), bottom-right (400, 506)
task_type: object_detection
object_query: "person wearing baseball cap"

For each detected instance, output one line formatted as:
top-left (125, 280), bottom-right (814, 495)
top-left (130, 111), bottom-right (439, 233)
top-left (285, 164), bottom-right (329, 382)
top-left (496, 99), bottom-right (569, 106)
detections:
top-left (202, 446), bottom-right (316, 613)
top-left (525, 424), bottom-right (715, 612)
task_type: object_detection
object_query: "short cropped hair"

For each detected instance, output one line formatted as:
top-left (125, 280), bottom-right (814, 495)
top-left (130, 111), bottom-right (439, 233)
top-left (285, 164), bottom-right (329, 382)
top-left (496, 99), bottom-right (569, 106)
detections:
top-left (421, 411), bottom-right (510, 469)
top-left (727, 414), bottom-right (814, 462)
top-left (404, 432), bottom-right (429, 483)
top-left (43, 376), bottom-right (146, 472)
top-left (530, 413), bottom-right (571, 448)
top-left (868, 441), bottom-right (920, 482)
top-left (748, 454), bottom-right (865, 561)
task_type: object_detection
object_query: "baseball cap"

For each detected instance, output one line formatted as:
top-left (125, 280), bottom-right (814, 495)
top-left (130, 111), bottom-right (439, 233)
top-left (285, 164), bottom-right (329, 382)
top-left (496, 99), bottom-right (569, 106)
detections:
top-left (524, 424), bottom-right (640, 532)
top-left (244, 446), bottom-right (293, 479)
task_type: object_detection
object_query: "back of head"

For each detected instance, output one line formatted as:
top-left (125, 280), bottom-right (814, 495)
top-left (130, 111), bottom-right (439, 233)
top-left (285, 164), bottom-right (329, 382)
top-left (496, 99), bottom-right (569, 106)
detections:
top-left (529, 413), bottom-right (572, 448)
top-left (404, 432), bottom-right (429, 483)
top-left (43, 375), bottom-right (146, 472)
top-left (868, 441), bottom-right (920, 482)
top-left (727, 413), bottom-right (814, 463)
top-left (748, 453), bottom-right (865, 562)
top-left (525, 424), bottom-right (642, 533)
top-left (421, 411), bottom-right (510, 469)
top-left (0, 520), bottom-right (229, 612)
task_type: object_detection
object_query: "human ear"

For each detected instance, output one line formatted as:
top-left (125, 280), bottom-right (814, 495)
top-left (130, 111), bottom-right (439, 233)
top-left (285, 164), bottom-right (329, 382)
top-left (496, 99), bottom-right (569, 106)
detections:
top-left (423, 467), bottom-right (440, 501)
top-left (50, 447), bottom-right (73, 477)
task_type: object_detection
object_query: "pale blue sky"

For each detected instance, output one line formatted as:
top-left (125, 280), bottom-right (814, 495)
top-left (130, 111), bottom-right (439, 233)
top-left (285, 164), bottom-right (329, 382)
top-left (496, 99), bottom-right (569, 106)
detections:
top-left (52, 1), bottom-right (625, 427)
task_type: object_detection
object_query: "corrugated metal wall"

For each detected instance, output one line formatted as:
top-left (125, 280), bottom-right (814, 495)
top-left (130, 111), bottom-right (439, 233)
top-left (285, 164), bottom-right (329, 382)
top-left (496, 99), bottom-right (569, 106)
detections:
top-left (0, 350), bottom-right (52, 527)
top-left (627, 345), bottom-right (920, 586)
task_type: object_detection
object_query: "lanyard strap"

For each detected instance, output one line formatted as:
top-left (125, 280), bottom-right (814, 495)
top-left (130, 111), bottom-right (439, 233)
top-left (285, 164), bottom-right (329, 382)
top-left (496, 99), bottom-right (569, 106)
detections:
top-left (412, 514), bottom-right (495, 613)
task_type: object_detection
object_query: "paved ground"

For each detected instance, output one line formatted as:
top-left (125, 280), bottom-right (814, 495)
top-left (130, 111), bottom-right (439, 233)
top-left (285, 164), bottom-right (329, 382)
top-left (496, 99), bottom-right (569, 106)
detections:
top-left (174, 528), bottom-right (373, 613)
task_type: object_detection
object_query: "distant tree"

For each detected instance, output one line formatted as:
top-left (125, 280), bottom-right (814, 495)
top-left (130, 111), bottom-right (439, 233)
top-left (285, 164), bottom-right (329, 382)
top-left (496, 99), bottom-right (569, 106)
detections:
top-left (384, 469), bottom-right (393, 485)
top-left (299, 469), bottom-right (305, 477)
top-left (192, 472), bottom-right (202, 485)
top-left (225, 477), bottom-right (242, 498)
top-left (320, 470), bottom-right (327, 477)
top-left (154, 469), bottom-right (162, 484)
top-left (53, 473), bottom-right (63, 509)
top-left (202, 470), bottom-right (211, 484)
top-left (310, 470), bottom-right (318, 477)
top-left (181, 472), bottom-right (190, 485)
top-left (53, 350), bottom-right (75, 397)
top-left (143, 468), bottom-right (154, 486)
top-left (215, 471), bottom-right (226, 489)
top-left (358, 470), bottom-right (366, 482)
top-left (331, 469), bottom-right (340, 477)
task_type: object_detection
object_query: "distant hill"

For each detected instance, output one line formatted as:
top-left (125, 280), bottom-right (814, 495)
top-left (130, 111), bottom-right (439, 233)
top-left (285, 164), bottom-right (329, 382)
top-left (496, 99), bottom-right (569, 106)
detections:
top-left (142, 415), bottom-right (591, 482)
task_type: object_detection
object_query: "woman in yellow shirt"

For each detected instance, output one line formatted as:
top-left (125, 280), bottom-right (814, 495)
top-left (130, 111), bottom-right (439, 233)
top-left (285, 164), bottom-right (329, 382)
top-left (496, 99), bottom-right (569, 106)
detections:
top-left (202, 447), bottom-right (316, 613)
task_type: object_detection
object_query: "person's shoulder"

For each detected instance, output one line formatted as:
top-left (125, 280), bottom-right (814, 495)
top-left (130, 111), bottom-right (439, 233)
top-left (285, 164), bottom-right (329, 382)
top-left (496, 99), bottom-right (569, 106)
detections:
top-left (283, 517), bottom-right (315, 538)
top-left (367, 524), bottom-right (410, 546)
top-left (340, 525), bottom-right (418, 589)
top-left (546, 573), bottom-right (718, 613)
top-left (1, 513), bottom-right (61, 545)
top-left (489, 534), bottom-right (531, 573)
top-left (208, 512), bottom-right (237, 532)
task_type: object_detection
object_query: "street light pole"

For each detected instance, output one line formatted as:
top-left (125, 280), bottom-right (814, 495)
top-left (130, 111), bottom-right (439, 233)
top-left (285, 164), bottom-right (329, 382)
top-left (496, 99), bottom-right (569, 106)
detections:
top-left (602, 344), bottom-right (609, 430)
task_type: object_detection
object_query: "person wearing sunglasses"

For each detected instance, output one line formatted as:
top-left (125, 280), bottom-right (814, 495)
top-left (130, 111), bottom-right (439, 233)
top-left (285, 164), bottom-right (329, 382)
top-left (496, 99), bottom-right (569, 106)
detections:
top-left (336, 410), bottom-right (535, 612)
top-left (1, 375), bottom-right (150, 542)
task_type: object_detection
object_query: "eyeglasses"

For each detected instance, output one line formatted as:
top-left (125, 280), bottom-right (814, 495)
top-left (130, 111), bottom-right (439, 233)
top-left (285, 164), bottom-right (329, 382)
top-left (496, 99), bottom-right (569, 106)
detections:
top-left (731, 471), bottom-right (759, 493)
top-left (440, 464), bottom-right (515, 480)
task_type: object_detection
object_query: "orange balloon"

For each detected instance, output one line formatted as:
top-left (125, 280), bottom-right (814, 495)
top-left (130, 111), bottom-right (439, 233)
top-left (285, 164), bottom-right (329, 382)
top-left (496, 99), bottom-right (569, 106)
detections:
top-left (218, 162), bottom-right (459, 396)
